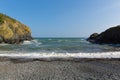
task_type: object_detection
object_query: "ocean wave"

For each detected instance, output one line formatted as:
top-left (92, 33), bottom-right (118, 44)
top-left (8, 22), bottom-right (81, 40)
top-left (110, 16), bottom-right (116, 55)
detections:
top-left (0, 52), bottom-right (120, 60)
top-left (23, 40), bottom-right (42, 45)
top-left (23, 41), bottom-right (33, 45)
top-left (0, 43), bottom-right (9, 46)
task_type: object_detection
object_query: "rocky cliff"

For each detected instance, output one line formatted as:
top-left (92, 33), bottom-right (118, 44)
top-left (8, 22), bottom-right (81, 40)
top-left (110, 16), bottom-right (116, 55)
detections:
top-left (0, 13), bottom-right (32, 44)
top-left (87, 25), bottom-right (120, 44)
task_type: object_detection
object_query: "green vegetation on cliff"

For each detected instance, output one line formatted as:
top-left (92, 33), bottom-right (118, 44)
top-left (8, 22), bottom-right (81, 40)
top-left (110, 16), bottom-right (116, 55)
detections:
top-left (0, 15), bottom-right (4, 25)
top-left (0, 13), bottom-right (32, 44)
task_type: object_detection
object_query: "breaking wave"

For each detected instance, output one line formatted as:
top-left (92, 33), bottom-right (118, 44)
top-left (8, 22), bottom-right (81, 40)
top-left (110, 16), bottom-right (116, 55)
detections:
top-left (0, 38), bottom-right (120, 61)
top-left (23, 40), bottom-right (42, 45)
top-left (0, 51), bottom-right (120, 60)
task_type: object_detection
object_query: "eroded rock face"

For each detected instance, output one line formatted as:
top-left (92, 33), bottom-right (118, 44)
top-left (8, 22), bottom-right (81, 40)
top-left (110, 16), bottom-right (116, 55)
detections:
top-left (0, 13), bottom-right (32, 44)
top-left (87, 25), bottom-right (120, 44)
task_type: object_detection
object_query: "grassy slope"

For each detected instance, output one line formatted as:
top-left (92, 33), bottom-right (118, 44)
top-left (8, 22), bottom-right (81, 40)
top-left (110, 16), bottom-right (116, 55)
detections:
top-left (0, 13), bottom-right (31, 43)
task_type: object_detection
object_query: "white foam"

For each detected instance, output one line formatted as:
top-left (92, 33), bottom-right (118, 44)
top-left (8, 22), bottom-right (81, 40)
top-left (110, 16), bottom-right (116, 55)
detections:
top-left (23, 40), bottom-right (42, 45)
top-left (0, 52), bottom-right (120, 59)
top-left (0, 43), bottom-right (9, 46)
top-left (32, 40), bottom-right (42, 44)
top-left (23, 41), bottom-right (32, 45)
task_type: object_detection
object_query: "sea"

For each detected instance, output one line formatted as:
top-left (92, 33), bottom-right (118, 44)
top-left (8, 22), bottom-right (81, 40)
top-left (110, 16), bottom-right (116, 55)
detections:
top-left (0, 38), bottom-right (120, 60)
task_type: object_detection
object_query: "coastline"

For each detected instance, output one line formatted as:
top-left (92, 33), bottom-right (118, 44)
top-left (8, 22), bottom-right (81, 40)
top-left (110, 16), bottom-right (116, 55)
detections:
top-left (0, 59), bottom-right (120, 80)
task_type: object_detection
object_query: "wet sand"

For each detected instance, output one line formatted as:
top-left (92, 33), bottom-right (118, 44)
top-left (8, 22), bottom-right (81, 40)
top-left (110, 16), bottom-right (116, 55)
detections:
top-left (0, 59), bottom-right (120, 80)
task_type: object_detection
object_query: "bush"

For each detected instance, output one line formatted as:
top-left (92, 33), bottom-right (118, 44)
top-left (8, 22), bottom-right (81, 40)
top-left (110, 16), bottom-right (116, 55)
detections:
top-left (0, 17), bottom-right (4, 25)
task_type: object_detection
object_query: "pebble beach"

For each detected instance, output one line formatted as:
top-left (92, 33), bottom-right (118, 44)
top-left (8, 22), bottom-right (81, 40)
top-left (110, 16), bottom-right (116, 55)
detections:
top-left (0, 59), bottom-right (120, 80)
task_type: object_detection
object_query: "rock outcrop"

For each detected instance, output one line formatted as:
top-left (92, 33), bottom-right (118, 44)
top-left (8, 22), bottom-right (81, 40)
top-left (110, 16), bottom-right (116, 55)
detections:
top-left (87, 25), bottom-right (120, 44)
top-left (0, 13), bottom-right (32, 44)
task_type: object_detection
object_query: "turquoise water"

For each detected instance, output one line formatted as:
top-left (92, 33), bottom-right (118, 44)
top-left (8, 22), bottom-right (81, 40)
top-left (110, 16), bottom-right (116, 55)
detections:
top-left (0, 38), bottom-right (120, 59)
top-left (0, 38), bottom-right (119, 53)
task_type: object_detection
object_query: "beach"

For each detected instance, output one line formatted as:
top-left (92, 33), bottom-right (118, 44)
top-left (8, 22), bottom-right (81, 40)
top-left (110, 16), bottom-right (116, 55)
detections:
top-left (0, 59), bottom-right (120, 80)
top-left (1, 0), bottom-right (120, 80)
top-left (0, 38), bottom-right (120, 80)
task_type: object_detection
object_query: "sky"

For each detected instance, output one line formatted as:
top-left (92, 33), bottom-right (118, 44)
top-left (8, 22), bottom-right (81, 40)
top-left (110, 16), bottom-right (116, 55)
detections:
top-left (0, 0), bottom-right (120, 37)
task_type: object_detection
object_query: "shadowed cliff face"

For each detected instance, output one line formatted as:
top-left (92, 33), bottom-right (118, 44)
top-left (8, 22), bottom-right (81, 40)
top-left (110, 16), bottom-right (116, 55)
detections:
top-left (87, 25), bottom-right (120, 44)
top-left (0, 13), bottom-right (32, 44)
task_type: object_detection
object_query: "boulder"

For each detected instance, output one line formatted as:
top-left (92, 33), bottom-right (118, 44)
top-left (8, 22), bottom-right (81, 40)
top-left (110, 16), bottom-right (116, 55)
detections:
top-left (87, 25), bottom-right (120, 44)
top-left (87, 33), bottom-right (99, 43)
top-left (0, 13), bottom-right (32, 44)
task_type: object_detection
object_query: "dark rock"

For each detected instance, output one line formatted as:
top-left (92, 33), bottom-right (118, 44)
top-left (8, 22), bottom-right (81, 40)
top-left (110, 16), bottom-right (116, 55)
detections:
top-left (87, 33), bottom-right (99, 43)
top-left (87, 25), bottom-right (120, 44)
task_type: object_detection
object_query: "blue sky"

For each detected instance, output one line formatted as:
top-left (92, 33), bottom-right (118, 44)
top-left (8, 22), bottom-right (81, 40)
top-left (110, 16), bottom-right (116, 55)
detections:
top-left (0, 0), bottom-right (120, 37)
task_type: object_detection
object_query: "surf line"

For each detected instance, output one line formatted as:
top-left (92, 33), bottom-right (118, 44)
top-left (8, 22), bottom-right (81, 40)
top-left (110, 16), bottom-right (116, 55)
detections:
top-left (0, 52), bottom-right (120, 59)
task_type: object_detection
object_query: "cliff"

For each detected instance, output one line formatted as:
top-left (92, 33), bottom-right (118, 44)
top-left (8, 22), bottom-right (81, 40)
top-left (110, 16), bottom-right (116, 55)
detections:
top-left (87, 25), bottom-right (120, 44)
top-left (0, 13), bottom-right (32, 44)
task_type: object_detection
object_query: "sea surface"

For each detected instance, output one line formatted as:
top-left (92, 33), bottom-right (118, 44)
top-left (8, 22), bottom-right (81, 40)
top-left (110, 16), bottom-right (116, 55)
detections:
top-left (0, 38), bottom-right (120, 59)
